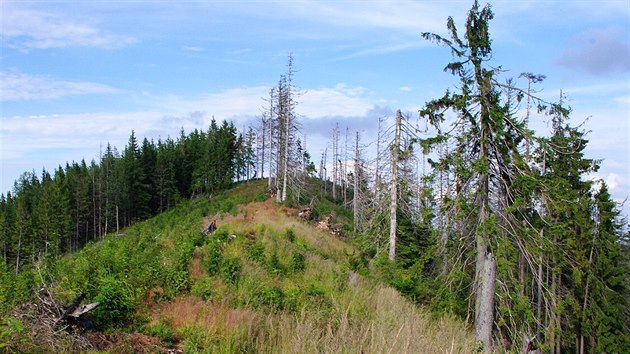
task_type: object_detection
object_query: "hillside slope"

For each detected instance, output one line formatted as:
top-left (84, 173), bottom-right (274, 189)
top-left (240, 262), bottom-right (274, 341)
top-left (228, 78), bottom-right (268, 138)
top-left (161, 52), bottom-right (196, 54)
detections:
top-left (3, 180), bottom-right (476, 353)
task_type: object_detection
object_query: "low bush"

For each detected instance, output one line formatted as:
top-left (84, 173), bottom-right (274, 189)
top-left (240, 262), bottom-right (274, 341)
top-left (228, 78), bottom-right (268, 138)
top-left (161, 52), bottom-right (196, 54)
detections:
top-left (220, 257), bottom-right (242, 285)
top-left (246, 241), bottom-right (265, 263)
top-left (285, 228), bottom-right (296, 242)
top-left (258, 286), bottom-right (285, 310)
top-left (267, 251), bottom-right (284, 275)
top-left (92, 276), bottom-right (133, 329)
top-left (191, 277), bottom-right (214, 301)
top-left (291, 252), bottom-right (305, 273)
top-left (204, 242), bottom-right (223, 276)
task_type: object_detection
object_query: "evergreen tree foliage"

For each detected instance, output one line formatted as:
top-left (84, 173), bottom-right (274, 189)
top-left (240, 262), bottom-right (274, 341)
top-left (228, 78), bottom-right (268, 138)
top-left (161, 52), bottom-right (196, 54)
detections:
top-left (0, 120), bottom-right (244, 273)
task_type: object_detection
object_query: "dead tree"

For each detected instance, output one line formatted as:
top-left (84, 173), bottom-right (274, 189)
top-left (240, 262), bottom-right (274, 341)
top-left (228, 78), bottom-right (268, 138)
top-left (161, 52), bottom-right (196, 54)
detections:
top-left (388, 110), bottom-right (402, 261)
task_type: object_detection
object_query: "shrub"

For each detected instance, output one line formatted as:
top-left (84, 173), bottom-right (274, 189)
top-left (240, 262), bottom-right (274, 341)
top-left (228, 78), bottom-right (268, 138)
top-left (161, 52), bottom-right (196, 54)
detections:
top-left (259, 286), bottom-right (284, 309)
top-left (283, 286), bottom-right (302, 312)
top-left (92, 276), bottom-right (133, 329)
top-left (267, 251), bottom-right (284, 275)
top-left (166, 270), bottom-right (190, 297)
top-left (347, 251), bottom-right (369, 276)
top-left (254, 192), bottom-right (268, 202)
top-left (0, 316), bottom-right (27, 351)
top-left (291, 252), bottom-right (306, 273)
top-left (246, 241), bottom-right (265, 263)
top-left (220, 258), bottom-right (243, 285)
top-left (205, 242), bottom-right (223, 276)
top-left (285, 228), bottom-right (296, 242)
top-left (191, 277), bottom-right (214, 300)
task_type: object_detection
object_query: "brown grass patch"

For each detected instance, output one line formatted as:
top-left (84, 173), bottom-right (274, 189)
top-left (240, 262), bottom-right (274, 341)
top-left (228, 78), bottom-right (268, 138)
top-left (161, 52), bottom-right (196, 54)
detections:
top-left (151, 296), bottom-right (260, 334)
top-left (189, 247), bottom-right (205, 281)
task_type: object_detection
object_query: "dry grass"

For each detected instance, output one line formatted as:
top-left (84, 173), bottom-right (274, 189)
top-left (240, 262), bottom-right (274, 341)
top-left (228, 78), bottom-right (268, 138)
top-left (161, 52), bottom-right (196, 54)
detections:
top-left (152, 296), bottom-right (260, 334)
top-left (208, 197), bottom-right (355, 263)
top-left (150, 281), bottom-right (476, 353)
top-left (144, 194), bottom-right (477, 353)
top-left (189, 247), bottom-right (206, 282)
top-left (266, 283), bottom-right (477, 354)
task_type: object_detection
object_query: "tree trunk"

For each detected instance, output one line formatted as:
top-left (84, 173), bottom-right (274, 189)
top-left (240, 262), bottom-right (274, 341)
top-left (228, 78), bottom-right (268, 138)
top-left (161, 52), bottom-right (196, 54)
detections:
top-left (267, 89), bottom-right (274, 190)
top-left (388, 110), bottom-right (401, 261)
top-left (353, 132), bottom-right (360, 232)
top-left (332, 124), bottom-right (338, 200)
top-left (343, 127), bottom-right (348, 206)
top-left (15, 229), bottom-right (22, 274)
top-left (475, 211), bottom-right (496, 352)
top-left (537, 252), bottom-right (543, 333)
top-left (281, 110), bottom-right (289, 203)
top-left (375, 117), bottom-right (383, 209)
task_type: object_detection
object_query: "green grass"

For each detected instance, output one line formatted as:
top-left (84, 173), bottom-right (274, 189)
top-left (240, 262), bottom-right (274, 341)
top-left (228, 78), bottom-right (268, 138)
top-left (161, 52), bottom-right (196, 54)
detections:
top-left (1, 179), bottom-right (476, 353)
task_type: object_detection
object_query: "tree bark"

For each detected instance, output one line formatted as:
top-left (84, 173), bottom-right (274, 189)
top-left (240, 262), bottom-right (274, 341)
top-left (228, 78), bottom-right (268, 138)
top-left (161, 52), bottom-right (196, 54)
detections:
top-left (353, 132), bottom-right (360, 232)
top-left (281, 106), bottom-right (289, 203)
top-left (388, 110), bottom-right (401, 261)
top-left (475, 232), bottom-right (496, 352)
top-left (268, 88), bottom-right (275, 190)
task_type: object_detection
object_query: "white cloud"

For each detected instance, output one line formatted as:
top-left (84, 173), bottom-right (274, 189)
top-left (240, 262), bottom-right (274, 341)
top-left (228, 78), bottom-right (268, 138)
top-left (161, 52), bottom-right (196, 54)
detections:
top-left (300, 84), bottom-right (374, 118)
top-left (277, 0), bottom-right (452, 35)
top-left (400, 86), bottom-right (412, 92)
top-left (0, 71), bottom-right (121, 100)
top-left (0, 82), bottom-right (378, 192)
top-left (605, 172), bottom-right (624, 191)
top-left (183, 46), bottom-right (205, 52)
top-left (614, 95), bottom-right (630, 104)
top-left (141, 83), bottom-right (376, 122)
top-left (0, 82), bottom-right (377, 162)
top-left (2, 6), bottom-right (136, 50)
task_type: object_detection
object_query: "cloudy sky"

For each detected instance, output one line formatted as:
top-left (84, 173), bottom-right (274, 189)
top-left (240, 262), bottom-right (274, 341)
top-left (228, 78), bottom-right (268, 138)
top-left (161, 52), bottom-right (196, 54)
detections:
top-left (1, 0), bottom-right (629, 214)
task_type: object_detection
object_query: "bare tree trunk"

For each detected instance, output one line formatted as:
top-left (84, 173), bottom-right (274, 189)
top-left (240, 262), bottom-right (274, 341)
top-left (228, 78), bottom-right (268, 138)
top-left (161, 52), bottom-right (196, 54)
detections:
top-left (438, 140), bottom-right (449, 276)
top-left (475, 201), bottom-right (496, 352)
top-left (388, 110), bottom-right (401, 261)
top-left (281, 108), bottom-right (289, 203)
top-left (353, 132), bottom-right (360, 232)
top-left (332, 124), bottom-right (338, 200)
top-left (319, 147), bottom-right (328, 195)
top-left (343, 127), bottom-right (348, 206)
top-left (476, 243), bottom-right (496, 353)
top-left (267, 88), bottom-right (275, 190)
top-left (375, 117), bottom-right (383, 209)
top-left (15, 229), bottom-right (22, 274)
top-left (537, 250), bottom-right (543, 333)
top-left (549, 265), bottom-right (556, 354)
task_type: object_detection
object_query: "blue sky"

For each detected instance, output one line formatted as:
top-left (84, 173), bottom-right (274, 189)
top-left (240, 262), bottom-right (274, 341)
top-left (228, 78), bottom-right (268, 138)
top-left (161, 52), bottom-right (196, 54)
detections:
top-left (1, 0), bottom-right (629, 214)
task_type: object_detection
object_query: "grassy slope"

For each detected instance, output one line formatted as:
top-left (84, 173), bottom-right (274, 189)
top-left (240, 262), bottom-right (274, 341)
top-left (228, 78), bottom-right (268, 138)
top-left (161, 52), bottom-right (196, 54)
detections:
top-left (14, 180), bottom-right (476, 353)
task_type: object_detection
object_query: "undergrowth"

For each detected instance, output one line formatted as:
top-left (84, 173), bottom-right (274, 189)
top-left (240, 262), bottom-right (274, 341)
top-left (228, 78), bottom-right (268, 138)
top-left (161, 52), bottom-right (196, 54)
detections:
top-left (0, 180), bottom-right (476, 352)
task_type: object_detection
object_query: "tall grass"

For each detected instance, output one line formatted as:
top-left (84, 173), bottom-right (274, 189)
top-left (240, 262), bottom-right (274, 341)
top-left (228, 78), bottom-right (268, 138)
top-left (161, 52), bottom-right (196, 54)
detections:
top-left (7, 179), bottom-right (476, 352)
top-left (151, 280), bottom-right (476, 353)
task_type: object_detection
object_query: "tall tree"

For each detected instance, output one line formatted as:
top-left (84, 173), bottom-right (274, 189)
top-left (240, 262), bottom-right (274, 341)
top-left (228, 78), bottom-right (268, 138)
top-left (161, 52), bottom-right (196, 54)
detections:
top-left (122, 131), bottom-right (150, 223)
top-left (388, 111), bottom-right (402, 261)
top-left (420, 2), bottom-right (539, 350)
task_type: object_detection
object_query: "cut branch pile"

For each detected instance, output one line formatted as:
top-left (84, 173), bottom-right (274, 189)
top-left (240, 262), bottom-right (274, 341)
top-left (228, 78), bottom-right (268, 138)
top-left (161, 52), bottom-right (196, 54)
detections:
top-left (12, 286), bottom-right (97, 352)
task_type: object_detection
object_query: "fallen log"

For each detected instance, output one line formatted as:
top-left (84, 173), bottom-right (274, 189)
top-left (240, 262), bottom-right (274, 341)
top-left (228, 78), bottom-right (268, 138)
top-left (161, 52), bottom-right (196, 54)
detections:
top-left (70, 302), bottom-right (100, 318)
top-left (54, 293), bottom-right (84, 327)
top-left (53, 292), bottom-right (99, 328)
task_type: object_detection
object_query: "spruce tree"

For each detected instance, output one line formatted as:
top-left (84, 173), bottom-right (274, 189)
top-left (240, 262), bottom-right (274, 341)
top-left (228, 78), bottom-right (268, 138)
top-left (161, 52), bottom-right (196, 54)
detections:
top-left (420, 1), bottom-right (544, 350)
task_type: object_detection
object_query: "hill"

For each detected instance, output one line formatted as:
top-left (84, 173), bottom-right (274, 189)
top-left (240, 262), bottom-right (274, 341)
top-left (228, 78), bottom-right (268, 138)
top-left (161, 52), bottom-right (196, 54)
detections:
top-left (1, 180), bottom-right (476, 353)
